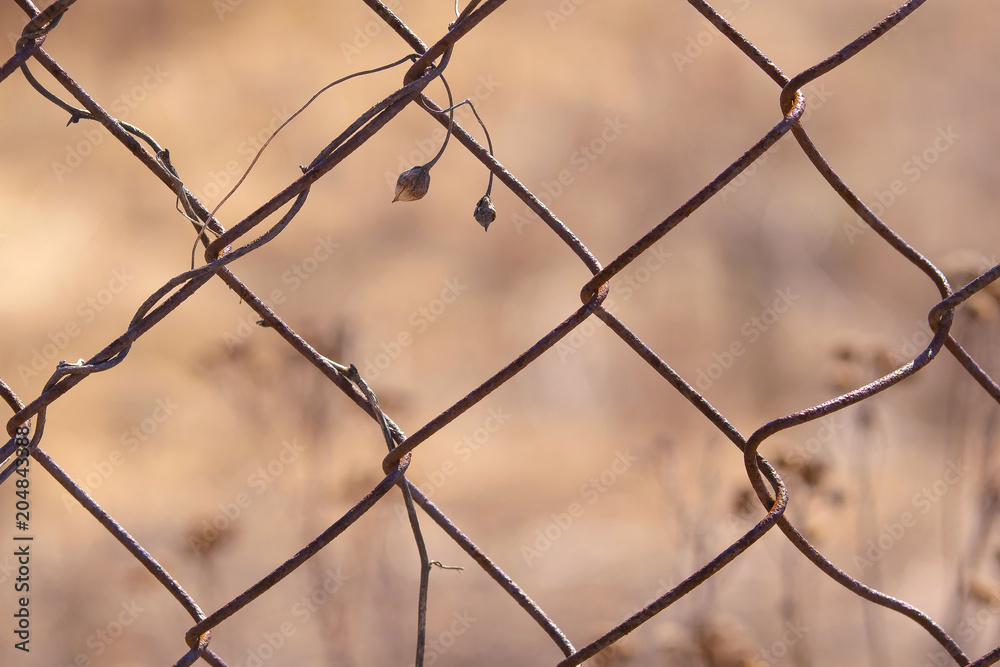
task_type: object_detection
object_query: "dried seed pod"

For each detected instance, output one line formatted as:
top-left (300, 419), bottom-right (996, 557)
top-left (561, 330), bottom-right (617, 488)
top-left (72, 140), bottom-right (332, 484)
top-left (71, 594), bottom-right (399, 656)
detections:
top-left (474, 194), bottom-right (496, 231)
top-left (392, 165), bottom-right (431, 202)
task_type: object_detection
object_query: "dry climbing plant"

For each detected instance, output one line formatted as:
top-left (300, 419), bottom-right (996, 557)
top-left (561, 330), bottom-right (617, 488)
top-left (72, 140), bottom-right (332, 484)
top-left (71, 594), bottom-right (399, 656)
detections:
top-left (3, 0), bottom-right (1000, 665)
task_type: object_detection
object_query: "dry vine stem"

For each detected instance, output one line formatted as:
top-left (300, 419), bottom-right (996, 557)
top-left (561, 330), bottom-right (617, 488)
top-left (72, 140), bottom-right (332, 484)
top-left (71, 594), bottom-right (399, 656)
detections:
top-left (2, 0), bottom-right (999, 665)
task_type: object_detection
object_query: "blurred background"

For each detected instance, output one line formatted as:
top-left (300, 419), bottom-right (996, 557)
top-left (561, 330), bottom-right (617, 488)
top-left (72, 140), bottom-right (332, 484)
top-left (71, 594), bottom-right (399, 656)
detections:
top-left (1, 1), bottom-right (1000, 665)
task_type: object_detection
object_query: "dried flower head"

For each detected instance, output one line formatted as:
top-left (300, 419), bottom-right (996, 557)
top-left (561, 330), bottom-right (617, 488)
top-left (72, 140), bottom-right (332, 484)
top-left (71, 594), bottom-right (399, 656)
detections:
top-left (392, 165), bottom-right (431, 202)
top-left (474, 195), bottom-right (496, 231)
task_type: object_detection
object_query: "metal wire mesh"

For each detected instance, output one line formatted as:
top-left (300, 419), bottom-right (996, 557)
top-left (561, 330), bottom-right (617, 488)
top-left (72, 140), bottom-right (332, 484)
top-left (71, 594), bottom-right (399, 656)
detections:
top-left (2, 0), bottom-right (1000, 665)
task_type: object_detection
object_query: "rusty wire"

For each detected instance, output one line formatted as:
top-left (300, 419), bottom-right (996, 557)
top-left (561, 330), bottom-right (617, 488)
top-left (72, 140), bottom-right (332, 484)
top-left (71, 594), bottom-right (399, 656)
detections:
top-left (2, 0), bottom-right (999, 665)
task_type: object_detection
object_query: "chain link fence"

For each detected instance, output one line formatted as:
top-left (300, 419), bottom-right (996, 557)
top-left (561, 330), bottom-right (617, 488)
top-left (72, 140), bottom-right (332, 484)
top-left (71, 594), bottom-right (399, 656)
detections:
top-left (2, 0), bottom-right (1000, 665)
